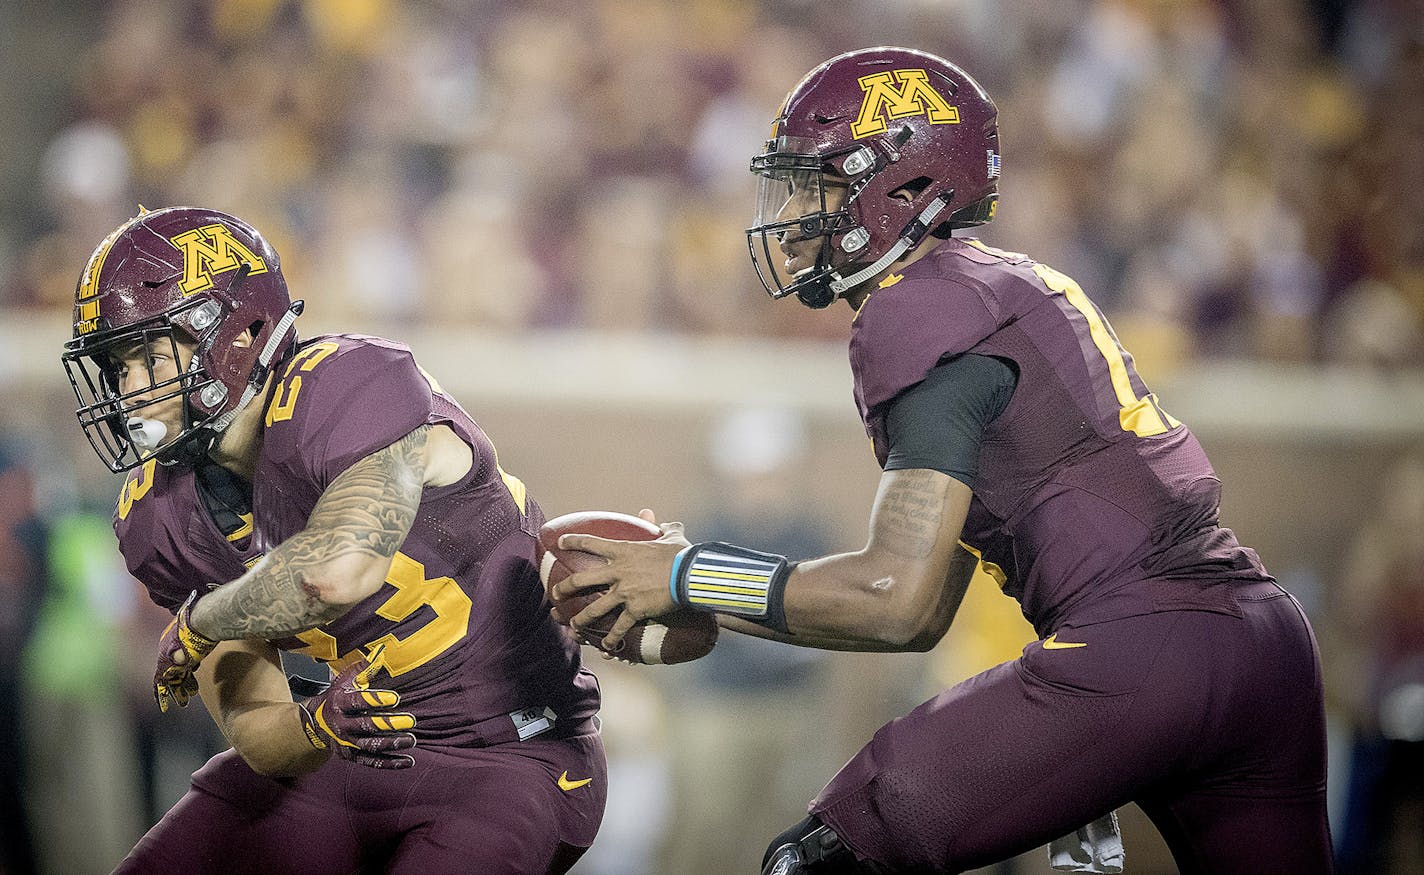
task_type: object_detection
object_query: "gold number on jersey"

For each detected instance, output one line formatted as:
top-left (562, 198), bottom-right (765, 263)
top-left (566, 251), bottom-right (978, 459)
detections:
top-left (1030, 263), bottom-right (1180, 438)
top-left (291, 550), bottom-right (473, 677)
top-left (117, 459), bottom-right (158, 521)
top-left (264, 342), bottom-right (340, 427)
top-left (367, 552), bottom-right (472, 676)
top-left (293, 627), bottom-right (341, 663)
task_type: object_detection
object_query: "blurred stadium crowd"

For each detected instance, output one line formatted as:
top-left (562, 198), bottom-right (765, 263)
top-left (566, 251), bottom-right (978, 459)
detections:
top-left (1, 0), bottom-right (1421, 367)
top-left (1, 1), bottom-right (1422, 873)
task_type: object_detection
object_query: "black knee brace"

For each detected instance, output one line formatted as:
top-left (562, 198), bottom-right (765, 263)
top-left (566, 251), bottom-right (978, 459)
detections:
top-left (761, 814), bottom-right (870, 875)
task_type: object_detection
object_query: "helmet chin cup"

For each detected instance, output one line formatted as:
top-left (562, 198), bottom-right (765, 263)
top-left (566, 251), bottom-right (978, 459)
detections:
top-left (157, 426), bottom-right (218, 468)
top-left (795, 281), bottom-right (837, 309)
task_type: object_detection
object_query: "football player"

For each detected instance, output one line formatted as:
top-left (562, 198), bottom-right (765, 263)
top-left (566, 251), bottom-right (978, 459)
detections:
top-left (551, 47), bottom-right (1334, 874)
top-left (62, 207), bottom-right (605, 874)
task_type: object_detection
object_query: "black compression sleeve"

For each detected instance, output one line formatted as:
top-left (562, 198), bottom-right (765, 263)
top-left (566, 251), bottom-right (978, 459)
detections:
top-left (882, 353), bottom-right (1017, 488)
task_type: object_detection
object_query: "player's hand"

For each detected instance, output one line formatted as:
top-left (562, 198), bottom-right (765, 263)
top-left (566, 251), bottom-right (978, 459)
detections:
top-left (298, 644), bottom-right (417, 770)
top-left (154, 591), bottom-right (219, 713)
top-left (553, 508), bottom-right (690, 653)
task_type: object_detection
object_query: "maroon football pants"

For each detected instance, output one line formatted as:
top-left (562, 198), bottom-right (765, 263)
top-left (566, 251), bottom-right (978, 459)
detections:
top-left (113, 729), bottom-right (605, 875)
top-left (811, 584), bottom-right (1333, 874)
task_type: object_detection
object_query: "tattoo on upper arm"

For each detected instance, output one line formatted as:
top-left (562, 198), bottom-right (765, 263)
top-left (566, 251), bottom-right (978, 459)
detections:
top-left (195, 426), bottom-right (430, 640)
top-left (304, 425), bottom-right (427, 559)
top-left (876, 470), bottom-right (947, 559)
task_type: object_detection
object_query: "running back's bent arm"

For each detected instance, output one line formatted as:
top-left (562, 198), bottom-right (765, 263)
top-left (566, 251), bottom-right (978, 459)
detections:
top-left (197, 638), bottom-right (327, 777)
top-left (190, 425), bottom-right (430, 640)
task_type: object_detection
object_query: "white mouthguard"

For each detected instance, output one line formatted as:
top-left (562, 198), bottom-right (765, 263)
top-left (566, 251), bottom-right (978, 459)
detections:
top-left (126, 417), bottom-right (169, 453)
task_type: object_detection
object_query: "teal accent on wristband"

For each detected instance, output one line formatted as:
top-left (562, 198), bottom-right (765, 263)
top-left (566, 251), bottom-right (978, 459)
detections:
top-left (669, 546), bottom-right (693, 605)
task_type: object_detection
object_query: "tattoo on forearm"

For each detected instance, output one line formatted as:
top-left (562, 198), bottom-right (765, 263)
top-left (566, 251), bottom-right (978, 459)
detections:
top-left (198, 548), bottom-right (331, 639)
top-left (878, 470), bottom-right (946, 559)
top-left (194, 427), bottom-right (429, 640)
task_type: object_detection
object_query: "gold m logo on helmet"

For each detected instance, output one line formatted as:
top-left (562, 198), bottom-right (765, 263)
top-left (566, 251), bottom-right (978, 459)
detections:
top-left (169, 223), bottom-right (268, 295)
top-left (851, 69), bottom-right (960, 139)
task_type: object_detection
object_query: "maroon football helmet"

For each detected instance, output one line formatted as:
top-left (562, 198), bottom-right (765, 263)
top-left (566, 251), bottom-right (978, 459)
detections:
top-left (748, 47), bottom-right (1000, 308)
top-left (61, 207), bottom-right (303, 471)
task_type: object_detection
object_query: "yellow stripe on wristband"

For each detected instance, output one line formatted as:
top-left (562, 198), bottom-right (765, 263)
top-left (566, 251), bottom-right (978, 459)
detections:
top-left (684, 582), bottom-right (769, 596)
top-left (685, 569), bottom-right (772, 582)
top-left (677, 543), bottom-right (789, 619)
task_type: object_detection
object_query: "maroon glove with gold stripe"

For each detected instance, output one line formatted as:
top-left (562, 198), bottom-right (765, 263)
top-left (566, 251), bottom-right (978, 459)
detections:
top-left (298, 645), bottom-right (417, 769)
top-left (154, 591), bottom-right (218, 713)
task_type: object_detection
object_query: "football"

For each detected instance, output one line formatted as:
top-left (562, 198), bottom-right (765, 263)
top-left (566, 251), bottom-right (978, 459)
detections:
top-left (537, 510), bottom-right (718, 665)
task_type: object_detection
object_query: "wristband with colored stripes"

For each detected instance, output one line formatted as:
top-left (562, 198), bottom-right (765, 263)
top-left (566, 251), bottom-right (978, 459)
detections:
top-left (670, 542), bottom-right (792, 634)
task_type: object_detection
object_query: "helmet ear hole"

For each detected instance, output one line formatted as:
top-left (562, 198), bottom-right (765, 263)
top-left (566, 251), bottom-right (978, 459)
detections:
top-left (890, 176), bottom-right (933, 203)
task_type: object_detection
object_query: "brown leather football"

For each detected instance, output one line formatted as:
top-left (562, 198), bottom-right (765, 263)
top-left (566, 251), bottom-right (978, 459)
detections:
top-left (537, 511), bottom-right (718, 665)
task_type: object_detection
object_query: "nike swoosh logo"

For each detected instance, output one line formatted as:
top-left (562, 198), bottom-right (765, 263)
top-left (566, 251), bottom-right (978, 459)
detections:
top-left (1042, 633), bottom-right (1087, 650)
top-left (557, 771), bottom-right (593, 791)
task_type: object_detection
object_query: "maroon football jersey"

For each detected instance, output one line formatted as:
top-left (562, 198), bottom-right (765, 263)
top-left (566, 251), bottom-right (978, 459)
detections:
top-left (114, 460), bottom-right (271, 603)
top-left (851, 239), bottom-right (1271, 635)
top-left (115, 333), bottom-right (598, 750)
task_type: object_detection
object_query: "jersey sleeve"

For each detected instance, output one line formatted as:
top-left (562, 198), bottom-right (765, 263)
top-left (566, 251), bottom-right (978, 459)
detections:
top-left (882, 354), bottom-right (1017, 488)
top-left (264, 338), bottom-right (434, 490)
top-left (850, 272), bottom-right (1000, 416)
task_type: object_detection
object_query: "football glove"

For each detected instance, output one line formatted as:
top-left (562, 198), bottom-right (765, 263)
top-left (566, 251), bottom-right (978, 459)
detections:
top-left (154, 591), bottom-right (219, 713)
top-left (298, 644), bottom-right (417, 770)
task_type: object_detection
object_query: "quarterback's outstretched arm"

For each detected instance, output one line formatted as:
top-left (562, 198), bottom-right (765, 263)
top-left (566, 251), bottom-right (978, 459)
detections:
top-left (727, 468), bottom-right (976, 651)
top-left (555, 468), bottom-right (976, 653)
top-left (784, 468), bottom-right (975, 650)
top-left (721, 475), bottom-right (979, 652)
top-left (190, 425), bottom-right (431, 640)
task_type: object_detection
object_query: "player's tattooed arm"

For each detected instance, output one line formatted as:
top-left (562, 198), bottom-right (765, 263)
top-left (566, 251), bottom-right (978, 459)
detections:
top-left (190, 426), bottom-right (429, 640)
top-left (875, 469), bottom-right (947, 560)
top-left (748, 468), bottom-right (972, 650)
top-left (720, 540), bottom-right (977, 652)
